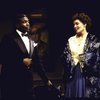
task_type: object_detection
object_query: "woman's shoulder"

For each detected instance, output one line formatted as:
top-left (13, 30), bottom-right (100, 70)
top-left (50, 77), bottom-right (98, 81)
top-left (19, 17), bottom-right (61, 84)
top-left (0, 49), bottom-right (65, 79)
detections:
top-left (88, 33), bottom-right (99, 41)
top-left (89, 33), bottom-right (100, 48)
top-left (68, 35), bottom-right (76, 42)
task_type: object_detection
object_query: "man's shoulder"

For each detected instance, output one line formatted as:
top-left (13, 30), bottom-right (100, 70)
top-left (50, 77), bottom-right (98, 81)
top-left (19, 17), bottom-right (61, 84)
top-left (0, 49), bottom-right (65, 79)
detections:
top-left (39, 40), bottom-right (48, 46)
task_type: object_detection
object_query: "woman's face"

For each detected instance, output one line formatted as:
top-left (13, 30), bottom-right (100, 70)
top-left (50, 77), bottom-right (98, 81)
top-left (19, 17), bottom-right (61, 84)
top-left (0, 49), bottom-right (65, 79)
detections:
top-left (73, 19), bottom-right (86, 35)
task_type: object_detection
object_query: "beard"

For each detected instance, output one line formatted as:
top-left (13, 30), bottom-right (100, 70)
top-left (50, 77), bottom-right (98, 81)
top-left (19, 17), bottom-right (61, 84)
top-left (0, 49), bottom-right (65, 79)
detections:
top-left (18, 26), bottom-right (30, 33)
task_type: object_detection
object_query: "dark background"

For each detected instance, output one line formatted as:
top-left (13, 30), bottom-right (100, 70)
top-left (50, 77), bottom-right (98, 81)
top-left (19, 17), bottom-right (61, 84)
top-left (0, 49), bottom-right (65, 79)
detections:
top-left (0, 0), bottom-right (100, 71)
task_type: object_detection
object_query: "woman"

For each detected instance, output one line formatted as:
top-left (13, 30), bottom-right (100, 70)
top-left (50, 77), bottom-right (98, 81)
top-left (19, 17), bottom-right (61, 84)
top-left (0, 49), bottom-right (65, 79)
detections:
top-left (62, 12), bottom-right (100, 98)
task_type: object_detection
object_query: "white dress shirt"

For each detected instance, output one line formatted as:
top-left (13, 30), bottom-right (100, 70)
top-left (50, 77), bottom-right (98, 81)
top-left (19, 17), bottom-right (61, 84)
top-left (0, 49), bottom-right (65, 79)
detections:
top-left (16, 29), bottom-right (30, 53)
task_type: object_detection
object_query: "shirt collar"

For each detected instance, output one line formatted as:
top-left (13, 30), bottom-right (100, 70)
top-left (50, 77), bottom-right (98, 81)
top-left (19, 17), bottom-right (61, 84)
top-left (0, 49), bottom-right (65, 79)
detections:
top-left (16, 29), bottom-right (28, 37)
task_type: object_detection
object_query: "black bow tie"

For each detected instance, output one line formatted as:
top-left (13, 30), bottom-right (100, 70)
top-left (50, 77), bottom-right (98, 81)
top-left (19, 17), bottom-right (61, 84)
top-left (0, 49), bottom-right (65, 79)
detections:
top-left (21, 33), bottom-right (29, 37)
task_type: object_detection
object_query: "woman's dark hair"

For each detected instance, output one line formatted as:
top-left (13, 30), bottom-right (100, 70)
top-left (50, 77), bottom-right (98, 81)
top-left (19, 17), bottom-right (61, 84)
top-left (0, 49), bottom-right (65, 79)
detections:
top-left (72, 12), bottom-right (92, 29)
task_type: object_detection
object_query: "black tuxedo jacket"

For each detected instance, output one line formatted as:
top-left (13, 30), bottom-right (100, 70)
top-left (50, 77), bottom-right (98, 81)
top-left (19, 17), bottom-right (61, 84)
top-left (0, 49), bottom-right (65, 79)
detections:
top-left (0, 31), bottom-right (48, 99)
top-left (35, 40), bottom-right (49, 68)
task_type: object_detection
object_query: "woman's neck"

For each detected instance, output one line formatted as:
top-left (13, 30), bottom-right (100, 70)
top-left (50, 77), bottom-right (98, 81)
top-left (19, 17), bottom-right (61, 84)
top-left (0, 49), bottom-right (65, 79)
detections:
top-left (76, 30), bottom-right (88, 38)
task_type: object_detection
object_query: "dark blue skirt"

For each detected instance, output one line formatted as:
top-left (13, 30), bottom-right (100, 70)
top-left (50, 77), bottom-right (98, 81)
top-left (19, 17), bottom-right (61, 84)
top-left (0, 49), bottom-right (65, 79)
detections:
top-left (65, 64), bottom-right (86, 98)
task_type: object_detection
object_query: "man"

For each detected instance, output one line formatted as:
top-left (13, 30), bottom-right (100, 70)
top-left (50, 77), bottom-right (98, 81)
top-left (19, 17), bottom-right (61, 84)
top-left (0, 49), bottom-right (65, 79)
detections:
top-left (0, 14), bottom-right (52, 100)
top-left (30, 24), bottom-right (50, 71)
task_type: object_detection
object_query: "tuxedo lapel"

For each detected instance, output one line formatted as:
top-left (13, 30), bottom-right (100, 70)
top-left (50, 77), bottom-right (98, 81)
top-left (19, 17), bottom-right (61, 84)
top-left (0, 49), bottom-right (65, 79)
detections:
top-left (14, 33), bottom-right (28, 54)
top-left (13, 32), bottom-right (35, 56)
top-left (29, 39), bottom-right (34, 57)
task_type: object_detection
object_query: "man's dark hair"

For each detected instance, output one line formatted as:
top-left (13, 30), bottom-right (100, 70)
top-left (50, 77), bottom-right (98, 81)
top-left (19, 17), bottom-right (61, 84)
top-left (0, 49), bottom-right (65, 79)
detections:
top-left (14, 14), bottom-right (28, 25)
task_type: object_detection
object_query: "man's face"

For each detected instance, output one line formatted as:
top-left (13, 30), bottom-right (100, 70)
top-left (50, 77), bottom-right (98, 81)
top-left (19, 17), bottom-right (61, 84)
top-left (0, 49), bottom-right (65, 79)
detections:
top-left (17, 16), bottom-right (30, 32)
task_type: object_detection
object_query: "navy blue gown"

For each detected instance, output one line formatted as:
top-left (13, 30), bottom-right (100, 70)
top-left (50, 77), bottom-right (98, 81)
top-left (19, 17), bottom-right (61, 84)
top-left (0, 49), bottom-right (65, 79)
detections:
top-left (65, 64), bottom-right (86, 97)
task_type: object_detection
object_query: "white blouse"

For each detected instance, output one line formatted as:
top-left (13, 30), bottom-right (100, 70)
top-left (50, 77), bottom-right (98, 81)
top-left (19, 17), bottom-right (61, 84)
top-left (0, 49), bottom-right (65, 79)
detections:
top-left (68, 33), bottom-right (88, 65)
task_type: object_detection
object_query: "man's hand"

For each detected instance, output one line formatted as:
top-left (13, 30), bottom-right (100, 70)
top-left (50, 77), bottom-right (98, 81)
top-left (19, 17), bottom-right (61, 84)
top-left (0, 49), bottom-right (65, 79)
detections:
top-left (23, 58), bottom-right (32, 68)
top-left (47, 80), bottom-right (53, 86)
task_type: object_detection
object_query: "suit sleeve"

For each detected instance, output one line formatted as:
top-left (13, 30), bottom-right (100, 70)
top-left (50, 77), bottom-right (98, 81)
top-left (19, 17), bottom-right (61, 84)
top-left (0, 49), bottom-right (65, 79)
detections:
top-left (32, 47), bottom-right (49, 85)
